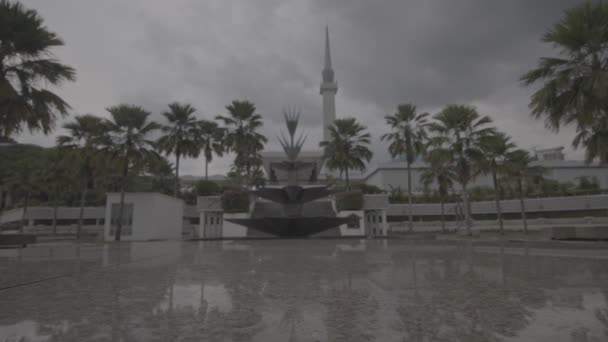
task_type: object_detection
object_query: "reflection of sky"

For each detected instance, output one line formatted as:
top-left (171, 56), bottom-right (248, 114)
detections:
top-left (505, 291), bottom-right (607, 342)
top-left (1, 240), bottom-right (608, 341)
top-left (1, 321), bottom-right (47, 342)
top-left (156, 284), bottom-right (232, 313)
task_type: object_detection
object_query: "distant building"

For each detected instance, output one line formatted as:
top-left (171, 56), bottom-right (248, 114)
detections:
top-left (363, 157), bottom-right (608, 192)
top-left (534, 147), bottom-right (565, 161)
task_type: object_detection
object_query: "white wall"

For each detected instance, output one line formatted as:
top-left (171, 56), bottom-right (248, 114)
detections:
top-left (547, 167), bottom-right (608, 188)
top-left (337, 210), bottom-right (365, 236)
top-left (104, 193), bottom-right (183, 241)
top-left (366, 163), bottom-right (608, 192)
top-left (387, 194), bottom-right (608, 217)
top-left (222, 213), bottom-right (248, 238)
top-left (199, 212), bottom-right (223, 239)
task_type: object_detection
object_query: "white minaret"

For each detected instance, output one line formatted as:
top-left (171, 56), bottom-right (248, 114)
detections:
top-left (320, 26), bottom-right (337, 142)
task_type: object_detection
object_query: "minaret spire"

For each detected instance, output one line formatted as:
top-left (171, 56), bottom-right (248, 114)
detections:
top-left (324, 25), bottom-right (332, 70)
top-left (320, 26), bottom-right (338, 142)
top-left (322, 25), bottom-right (334, 83)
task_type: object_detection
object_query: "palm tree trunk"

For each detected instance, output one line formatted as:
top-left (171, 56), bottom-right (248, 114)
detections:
top-left (115, 160), bottom-right (129, 241)
top-left (205, 158), bottom-right (209, 180)
top-left (491, 167), bottom-right (504, 235)
top-left (174, 153), bottom-right (180, 197)
top-left (462, 182), bottom-right (472, 235)
top-left (52, 185), bottom-right (59, 236)
top-left (76, 174), bottom-right (88, 239)
top-left (440, 197), bottom-right (446, 233)
top-left (518, 178), bottom-right (528, 234)
top-left (407, 161), bottom-right (413, 232)
top-left (345, 168), bottom-right (350, 191)
top-left (20, 191), bottom-right (30, 234)
top-left (0, 185), bottom-right (5, 210)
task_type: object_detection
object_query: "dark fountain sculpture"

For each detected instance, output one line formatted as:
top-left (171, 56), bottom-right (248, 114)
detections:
top-left (226, 110), bottom-right (354, 237)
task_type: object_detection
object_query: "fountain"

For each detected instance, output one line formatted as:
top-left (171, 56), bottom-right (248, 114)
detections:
top-left (226, 110), bottom-right (354, 237)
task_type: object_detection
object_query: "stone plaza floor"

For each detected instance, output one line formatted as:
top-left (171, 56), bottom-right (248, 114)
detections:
top-left (1, 239), bottom-right (608, 341)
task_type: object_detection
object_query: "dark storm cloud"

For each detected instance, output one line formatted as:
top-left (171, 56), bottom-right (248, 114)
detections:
top-left (313, 0), bottom-right (581, 109)
top-left (17, 0), bottom-right (586, 175)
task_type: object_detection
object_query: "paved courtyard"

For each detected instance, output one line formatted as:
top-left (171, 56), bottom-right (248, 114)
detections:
top-left (1, 239), bottom-right (608, 341)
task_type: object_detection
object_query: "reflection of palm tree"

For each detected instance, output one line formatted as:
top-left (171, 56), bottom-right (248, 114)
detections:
top-left (279, 303), bottom-right (303, 342)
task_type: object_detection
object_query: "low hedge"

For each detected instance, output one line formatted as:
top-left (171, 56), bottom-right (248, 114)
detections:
top-left (335, 191), bottom-right (364, 211)
top-left (221, 189), bottom-right (250, 213)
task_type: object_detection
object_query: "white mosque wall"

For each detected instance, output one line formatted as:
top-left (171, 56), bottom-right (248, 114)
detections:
top-left (337, 210), bottom-right (365, 236)
top-left (222, 213), bottom-right (248, 238)
top-left (387, 194), bottom-right (608, 217)
top-left (104, 193), bottom-right (183, 242)
top-left (365, 163), bottom-right (608, 192)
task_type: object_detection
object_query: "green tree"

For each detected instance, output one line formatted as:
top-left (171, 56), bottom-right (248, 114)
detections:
top-left (198, 120), bottom-right (224, 180)
top-left (572, 119), bottom-right (608, 163)
top-left (132, 155), bottom-right (176, 195)
top-left (421, 148), bottom-right (455, 233)
top-left (216, 100), bottom-right (267, 186)
top-left (157, 102), bottom-right (202, 197)
top-left (4, 152), bottom-right (44, 233)
top-left (521, 1), bottom-right (608, 163)
top-left (503, 149), bottom-right (543, 234)
top-left (101, 105), bottom-right (160, 241)
top-left (40, 148), bottom-right (71, 235)
top-left (480, 132), bottom-right (516, 235)
top-left (57, 114), bottom-right (105, 238)
top-left (429, 105), bottom-right (496, 235)
top-left (194, 179), bottom-right (222, 196)
top-left (381, 103), bottom-right (429, 231)
top-left (0, 0), bottom-right (76, 137)
top-left (320, 118), bottom-right (373, 190)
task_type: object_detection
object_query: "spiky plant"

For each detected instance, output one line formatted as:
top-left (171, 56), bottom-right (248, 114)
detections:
top-left (278, 108), bottom-right (307, 162)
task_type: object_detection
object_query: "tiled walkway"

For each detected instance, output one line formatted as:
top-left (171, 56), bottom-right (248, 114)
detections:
top-left (1, 239), bottom-right (607, 341)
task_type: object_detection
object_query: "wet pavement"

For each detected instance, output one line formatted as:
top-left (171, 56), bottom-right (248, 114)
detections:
top-left (1, 239), bottom-right (608, 341)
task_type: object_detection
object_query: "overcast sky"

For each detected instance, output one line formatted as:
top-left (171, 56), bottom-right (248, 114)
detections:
top-left (17, 0), bottom-right (583, 176)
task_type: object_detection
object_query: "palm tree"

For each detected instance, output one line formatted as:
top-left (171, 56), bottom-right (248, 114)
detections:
top-left (320, 118), bottom-right (373, 190)
top-left (428, 105), bottom-right (496, 235)
top-left (381, 103), bottom-right (429, 231)
top-left (503, 149), bottom-right (543, 235)
top-left (101, 105), bottom-right (160, 241)
top-left (480, 132), bottom-right (516, 235)
top-left (5, 153), bottom-right (43, 233)
top-left (0, 0), bottom-right (76, 137)
top-left (40, 148), bottom-right (70, 235)
top-left (216, 101), bottom-right (267, 185)
top-left (521, 2), bottom-right (608, 163)
top-left (198, 120), bottom-right (224, 180)
top-left (573, 119), bottom-right (608, 163)
top-left (57, 114), bottom-right (105, 239)
top-left (421, 148), bottom-right (455, 233)
top-left (157, 102), bottom-right (202, 197)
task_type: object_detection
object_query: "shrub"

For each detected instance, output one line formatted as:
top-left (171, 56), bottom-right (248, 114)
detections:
top-left (358, 183), bottom-right (385, 194)
top-left (335, 191), bottom-right (363, 211)
top-left (195, 179), bottom-right (222, 196)
top-left (221, 189), bottom-right (250, 213)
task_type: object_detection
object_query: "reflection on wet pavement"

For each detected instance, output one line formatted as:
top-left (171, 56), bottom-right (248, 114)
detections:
top-left (1, 240), bottom-right (607, 341)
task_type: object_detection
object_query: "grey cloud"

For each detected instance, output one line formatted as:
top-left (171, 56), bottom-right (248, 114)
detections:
top-left (16, 0), bottom-right (587, 177)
